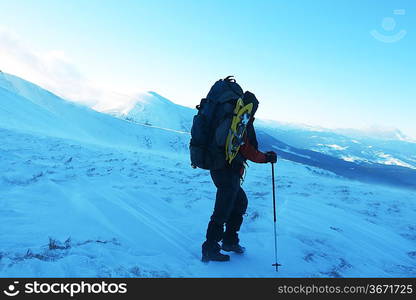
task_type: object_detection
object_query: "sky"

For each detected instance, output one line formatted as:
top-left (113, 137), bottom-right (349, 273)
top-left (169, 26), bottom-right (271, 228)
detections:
top-left (0, 0), bottom-right (415, 137)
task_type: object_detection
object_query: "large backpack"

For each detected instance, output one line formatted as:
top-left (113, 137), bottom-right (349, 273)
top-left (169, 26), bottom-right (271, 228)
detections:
top-left (190, 76), bottom-right (244, 170)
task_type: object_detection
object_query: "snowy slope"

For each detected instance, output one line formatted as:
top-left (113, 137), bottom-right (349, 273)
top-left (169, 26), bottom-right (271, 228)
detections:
top-left (1, 128), bottom-right (415, 277)
top-left (1, 73), bottom-right (415, 277)
top-left (0, 72), bottom-right (190, 155)
top-left (103, 91), bottom-right (195, 132)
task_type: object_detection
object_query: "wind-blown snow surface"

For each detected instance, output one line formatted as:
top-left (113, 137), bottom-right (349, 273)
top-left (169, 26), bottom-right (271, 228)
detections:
top-left (1, 73), bottom-right (415, 277)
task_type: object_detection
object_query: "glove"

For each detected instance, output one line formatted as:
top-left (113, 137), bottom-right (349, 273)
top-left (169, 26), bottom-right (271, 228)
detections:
top-left (265, 151), bottom-right (277, 163)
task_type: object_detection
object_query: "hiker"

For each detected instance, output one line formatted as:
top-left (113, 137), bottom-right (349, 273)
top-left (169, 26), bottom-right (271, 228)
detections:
top-left (190, 76), bottom-right (277, 262)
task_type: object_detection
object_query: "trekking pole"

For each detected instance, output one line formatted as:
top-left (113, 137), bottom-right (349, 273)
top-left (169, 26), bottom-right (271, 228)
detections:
top-left (271, 161), bottom-right (282, 271)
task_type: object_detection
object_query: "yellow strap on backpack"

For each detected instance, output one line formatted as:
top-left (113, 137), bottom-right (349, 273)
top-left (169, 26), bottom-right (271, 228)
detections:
top-left (225, 98), bottom-right (253, 164)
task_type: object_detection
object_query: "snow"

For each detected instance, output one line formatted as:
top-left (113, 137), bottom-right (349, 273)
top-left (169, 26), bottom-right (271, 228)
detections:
top-left (1, 73), bottom-right (416, 277)
top-left (101, 91), bottom-right (195, 133)
top-left (272, 145), bottom-right (311, 160)
top-left (317, 144), bottom-right (348, 151)
top-left (376, 152), bottom-right (416, 169)
top-left (257, 119), bottom-right (416, 170)
top-left (340, 156), bottom-right (359, 162)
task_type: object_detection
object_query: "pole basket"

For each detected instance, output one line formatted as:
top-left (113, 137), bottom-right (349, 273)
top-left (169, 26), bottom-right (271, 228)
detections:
top-left (272, 263), bottom-right (282, 272)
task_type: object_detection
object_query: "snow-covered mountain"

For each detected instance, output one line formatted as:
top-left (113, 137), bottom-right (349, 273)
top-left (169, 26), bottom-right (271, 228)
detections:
top-left (0, 72), bottom-right (190, 154)
top-left (256, 119), bottom-right (416, 170)
top-left (1, 73), bottom-right (415, 277)
top-left (335, 126), bottom-right (414, 143)
top-left (102, 91), bottom-right (195, 132)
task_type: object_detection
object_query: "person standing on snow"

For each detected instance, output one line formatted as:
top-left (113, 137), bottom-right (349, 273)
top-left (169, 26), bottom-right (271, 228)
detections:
top-left (195, 83), bottom-right (277, 262)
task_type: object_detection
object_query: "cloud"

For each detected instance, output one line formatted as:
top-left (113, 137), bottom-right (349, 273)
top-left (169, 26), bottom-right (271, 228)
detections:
top-left (0, 27), bottom-right (134, 108)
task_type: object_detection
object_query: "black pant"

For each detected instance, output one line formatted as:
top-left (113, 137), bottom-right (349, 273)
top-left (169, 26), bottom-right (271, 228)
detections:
top-left (205, 167), bottom-right (248, 245)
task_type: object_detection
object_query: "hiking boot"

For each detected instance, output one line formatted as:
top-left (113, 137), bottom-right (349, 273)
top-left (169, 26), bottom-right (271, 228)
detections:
top-left (202, 241), bottom-right (230, 262)
top-left (201, 251), bottom-right (230, 262)
top-left (222, 243), bottom-right (245, 254)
